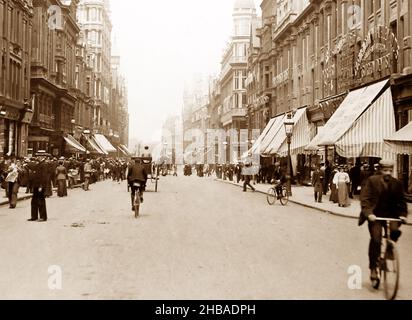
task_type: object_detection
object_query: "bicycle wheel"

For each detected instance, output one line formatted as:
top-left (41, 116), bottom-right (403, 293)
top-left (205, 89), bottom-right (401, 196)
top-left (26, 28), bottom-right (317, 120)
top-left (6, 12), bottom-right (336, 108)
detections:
top-left (279, 188), bottom-right (289, 206)
top-left (266, 188), bottom-right (276, 205)
top-left (383, 242), bottom-right (400, 300)
top-left (134, 193), bottom-right (141, 218)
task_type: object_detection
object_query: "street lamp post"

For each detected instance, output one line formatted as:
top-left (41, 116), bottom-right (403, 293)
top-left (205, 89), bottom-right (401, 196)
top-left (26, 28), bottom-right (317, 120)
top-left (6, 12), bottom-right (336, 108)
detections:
top-left (284, 112), bottom-right (295, 197)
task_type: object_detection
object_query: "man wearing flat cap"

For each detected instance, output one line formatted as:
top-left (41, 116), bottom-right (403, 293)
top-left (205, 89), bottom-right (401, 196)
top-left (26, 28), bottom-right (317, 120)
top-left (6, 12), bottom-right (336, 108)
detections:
top-left (360, 159), bottom-right (408, 287)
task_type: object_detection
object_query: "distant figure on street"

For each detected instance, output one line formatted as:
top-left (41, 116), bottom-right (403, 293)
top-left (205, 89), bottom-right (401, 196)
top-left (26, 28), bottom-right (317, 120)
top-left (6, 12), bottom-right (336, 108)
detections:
top-left (333, 165), bottom-right (350, 207)
top-left (28, 154), bottom-right (48, 222)
top-left (56, 158), bottom-right (68, 197)
top-left (312, 165), bottom-right (324, 203)
top-left (242, 159), bottom-right (255, 192)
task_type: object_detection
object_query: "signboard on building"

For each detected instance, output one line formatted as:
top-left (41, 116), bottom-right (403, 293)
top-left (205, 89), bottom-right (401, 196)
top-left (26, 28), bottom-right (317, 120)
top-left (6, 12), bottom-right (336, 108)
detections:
top-left (354, 26), bottom-right (399, 83)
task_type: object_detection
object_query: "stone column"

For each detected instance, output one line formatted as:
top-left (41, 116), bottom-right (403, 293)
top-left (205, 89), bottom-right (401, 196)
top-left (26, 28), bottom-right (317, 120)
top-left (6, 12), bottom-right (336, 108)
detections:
top-left (403, 0), bottom-right (412, 74)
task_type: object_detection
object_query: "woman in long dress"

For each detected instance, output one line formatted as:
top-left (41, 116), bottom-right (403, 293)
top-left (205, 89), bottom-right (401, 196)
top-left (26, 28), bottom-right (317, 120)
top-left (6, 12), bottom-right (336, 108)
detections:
top-left (333, 166), bottom-right (351, 207)
top-left (329, 168), bottom-right (339, 203)
top-left (56, 160), bottom-right (68, 197)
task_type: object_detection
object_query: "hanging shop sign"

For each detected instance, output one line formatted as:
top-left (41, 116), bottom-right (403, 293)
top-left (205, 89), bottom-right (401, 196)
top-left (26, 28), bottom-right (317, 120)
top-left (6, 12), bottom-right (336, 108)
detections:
top-left (0, 105), bottom-right (20, 121)
top-left (354, 25), bottom-right (399, 82)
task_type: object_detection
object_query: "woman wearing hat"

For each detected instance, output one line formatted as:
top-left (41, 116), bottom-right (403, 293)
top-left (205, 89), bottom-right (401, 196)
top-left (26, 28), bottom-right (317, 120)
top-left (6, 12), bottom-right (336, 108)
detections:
top-left (55, 158), bottom-right (68, 197)
top-left (333, 165), bottom-right (351, 207)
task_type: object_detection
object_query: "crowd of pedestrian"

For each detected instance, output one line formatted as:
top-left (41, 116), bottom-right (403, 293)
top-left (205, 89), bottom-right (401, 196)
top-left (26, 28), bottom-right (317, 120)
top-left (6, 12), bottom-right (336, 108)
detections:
top-left (309, 161), bottom-right (385, 208)
top-left (0, 153), bottom-right (129, 222)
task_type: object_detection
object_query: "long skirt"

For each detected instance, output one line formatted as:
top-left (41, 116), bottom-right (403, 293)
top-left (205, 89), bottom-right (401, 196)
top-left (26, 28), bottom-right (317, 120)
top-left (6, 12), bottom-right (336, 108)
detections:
top-left (337, 182), bottom-right (349, 207)
top-left (329, 183), bottom-right (338, 203)
top-left (8, 182), bottom-right (19, 208)
top-left (57, 179), bottom-right (67, 197)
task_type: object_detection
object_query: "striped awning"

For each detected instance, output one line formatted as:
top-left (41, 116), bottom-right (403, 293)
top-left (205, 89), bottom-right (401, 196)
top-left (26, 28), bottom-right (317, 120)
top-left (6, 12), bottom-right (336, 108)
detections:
top-left (384, 121), bottom-right (412, 155)
top-left (306, 79), bottom-right (389, 151)
top-left (335, 87), bottom-right (396, 159)
top-left (277, 107), bottom-right (313, 156)
top-left (94, 134), bottom-right (117, 153)
top-left (248, 118), bottom-right (276, 155)
top-left (83, 134), bottom-right (107, 155)
top-left (119, 144), bottom-right (132, 156)
top-left (262, 110), bottom-right (310, 155)
top-left (64, 135), bottom-right (86, 153)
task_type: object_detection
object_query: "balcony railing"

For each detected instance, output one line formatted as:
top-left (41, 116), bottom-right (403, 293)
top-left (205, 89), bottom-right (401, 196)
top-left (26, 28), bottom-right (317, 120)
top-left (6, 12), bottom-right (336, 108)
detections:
top-left (221, 107), bottom-right (248, 125)
top-left (230, 56), bottom-right (247, 65)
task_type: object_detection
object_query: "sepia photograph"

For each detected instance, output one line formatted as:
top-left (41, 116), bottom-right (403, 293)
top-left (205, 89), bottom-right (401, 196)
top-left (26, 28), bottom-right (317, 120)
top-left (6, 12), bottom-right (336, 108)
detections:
top-left (0, 0), bottom-right (411, 304)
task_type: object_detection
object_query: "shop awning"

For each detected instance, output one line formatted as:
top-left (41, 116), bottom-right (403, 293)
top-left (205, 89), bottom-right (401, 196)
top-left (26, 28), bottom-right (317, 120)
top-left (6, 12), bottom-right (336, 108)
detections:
top-left (94, 134), bottom-right (117, 153)
top-left (305, 79), bottom-right (389, 151)
top-left (306, 79), bottom-right (396, 159)
top-left (384, 121), bottom-right (412, 155)
top-left (335, 87), bottom-right (396, 158)
top-left (64, 135), bottom-right (87, 153)
top-left (277, 107), bottom-right (313, 156)
top-left (83, 134), bottom-right (107, 155)
top-left (118, 144), bottom-right (132, 156)
top-left (244, 114), bottom-right (286, 158)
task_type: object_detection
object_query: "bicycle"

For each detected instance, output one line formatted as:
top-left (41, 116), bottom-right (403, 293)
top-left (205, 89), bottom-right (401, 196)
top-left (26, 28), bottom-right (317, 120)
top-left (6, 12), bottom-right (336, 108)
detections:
top-left (373, 217), bottom-right (403, 300)
top-left (131, 181), bottom-right (144, 218)
top-left (267, 183), bottom-right (289, 206)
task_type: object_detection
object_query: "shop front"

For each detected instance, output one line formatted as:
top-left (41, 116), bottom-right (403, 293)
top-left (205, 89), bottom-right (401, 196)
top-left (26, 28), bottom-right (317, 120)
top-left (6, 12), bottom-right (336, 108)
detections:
top-left (0, 103), bottom-right (32, 158)
top-left (306, 79), bottom-right (397, 176)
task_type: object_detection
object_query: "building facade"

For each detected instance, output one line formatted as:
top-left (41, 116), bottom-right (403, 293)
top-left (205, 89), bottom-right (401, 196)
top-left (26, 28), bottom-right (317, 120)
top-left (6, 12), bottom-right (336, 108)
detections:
top-left (77, 0), bottom-right (112, 136)
top-left (246, 0), bottom-right (412, 190)
top-left (0, 0), bottom-right (33, 157)
top-left (29, 0), bottom-right (81, 156)
top-left (220, 0), bottom-right (258, 161)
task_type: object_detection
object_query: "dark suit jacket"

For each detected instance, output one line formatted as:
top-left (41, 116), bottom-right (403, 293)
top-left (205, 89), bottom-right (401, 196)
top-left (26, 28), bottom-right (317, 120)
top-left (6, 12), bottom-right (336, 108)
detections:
top-left (359, 175), bottom-right (408, 226)
top-left (28, 161), bottom-right (48, 189)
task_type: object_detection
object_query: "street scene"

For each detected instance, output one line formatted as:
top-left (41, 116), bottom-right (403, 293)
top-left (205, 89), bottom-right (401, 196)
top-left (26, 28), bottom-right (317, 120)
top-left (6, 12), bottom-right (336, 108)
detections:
top-left (1, 0), bottom-right (412, 301)
top-left (1, 173), bottom-right (411, 300)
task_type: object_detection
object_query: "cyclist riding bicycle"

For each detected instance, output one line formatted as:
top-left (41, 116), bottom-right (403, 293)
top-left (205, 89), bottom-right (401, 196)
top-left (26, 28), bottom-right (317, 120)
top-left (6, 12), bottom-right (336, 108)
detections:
top-left (127, 158), bottom-right (148, 211)
top-left (271, 162), bottom-right (287, 198)
top-left (359, 160), bottom-right (408, 287)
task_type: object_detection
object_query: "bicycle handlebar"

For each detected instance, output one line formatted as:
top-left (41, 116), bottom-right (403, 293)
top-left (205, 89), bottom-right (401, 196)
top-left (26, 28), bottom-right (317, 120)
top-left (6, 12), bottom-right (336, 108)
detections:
top-left (375, 218), bottom-right (403, 222)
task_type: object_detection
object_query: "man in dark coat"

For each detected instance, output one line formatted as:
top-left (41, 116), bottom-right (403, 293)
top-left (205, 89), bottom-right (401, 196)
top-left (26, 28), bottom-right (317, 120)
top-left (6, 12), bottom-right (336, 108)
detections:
top-left (312, 165), bottom-right (324, 203)
top-left (127, 158), bottom-right (148, 210)
top-left (359, 160), bottom-right (408, 287)
top-left (28, 154), bottom-right (49, 222)
top-left (349, 162), bottom-right (361, 198)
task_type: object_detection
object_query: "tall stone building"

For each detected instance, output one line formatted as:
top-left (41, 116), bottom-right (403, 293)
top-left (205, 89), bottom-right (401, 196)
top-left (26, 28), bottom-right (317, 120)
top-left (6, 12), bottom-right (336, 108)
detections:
top-left (0, 0), bottom-right (33, 157)
top-left (110, 55), bottom-right (129, 147)
top-left (77, 0), bottom-right (112, 135)
top-left (220, 0), bottom-right (258, 161)
top-left (29, 0), bottom-right (81, 156)
top-left (246, 0), bottom-right (412, 191)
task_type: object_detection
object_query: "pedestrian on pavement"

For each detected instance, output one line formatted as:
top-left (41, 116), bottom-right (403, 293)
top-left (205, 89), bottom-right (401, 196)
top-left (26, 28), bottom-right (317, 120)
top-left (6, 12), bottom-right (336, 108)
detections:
top-left (333, 165), bottom-right (350, 207)
top-left (323, 161), bottom-right (332, 195)
top-left (5, 159), bottom-right (20, 209)
top-left (44, 157), bottom-right (54, 198)
top-left (359, 159), bottom-right (408, 288)
top-left (312, 165), bottom-right (324, 203)
top-left (408, 168), bottom-right (412, 195)
top-left (349, 162), bottom-right (361, 198)
top-left (56, 158), bottom-right (68, 197)
top-left (242, 160), bottom-right (256, 192)
top-left (83, 160), bottom-right (92, 191)
top-left (28, 154), bottom-right (48, 222)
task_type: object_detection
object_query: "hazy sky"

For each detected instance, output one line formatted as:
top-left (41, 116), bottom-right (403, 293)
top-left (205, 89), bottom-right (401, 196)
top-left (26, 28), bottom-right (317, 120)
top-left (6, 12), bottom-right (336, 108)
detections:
top-left (110, 0), bottom-right (260, 144)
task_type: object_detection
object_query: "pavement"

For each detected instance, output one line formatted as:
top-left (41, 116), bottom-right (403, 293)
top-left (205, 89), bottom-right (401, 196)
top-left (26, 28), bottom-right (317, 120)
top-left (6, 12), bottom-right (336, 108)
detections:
top-left (0, 184), bottom-right (84, 207)
top-left (214, 178), bottom-right (412, 226)
top-left (0, 175), bottom-right (412, 299)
